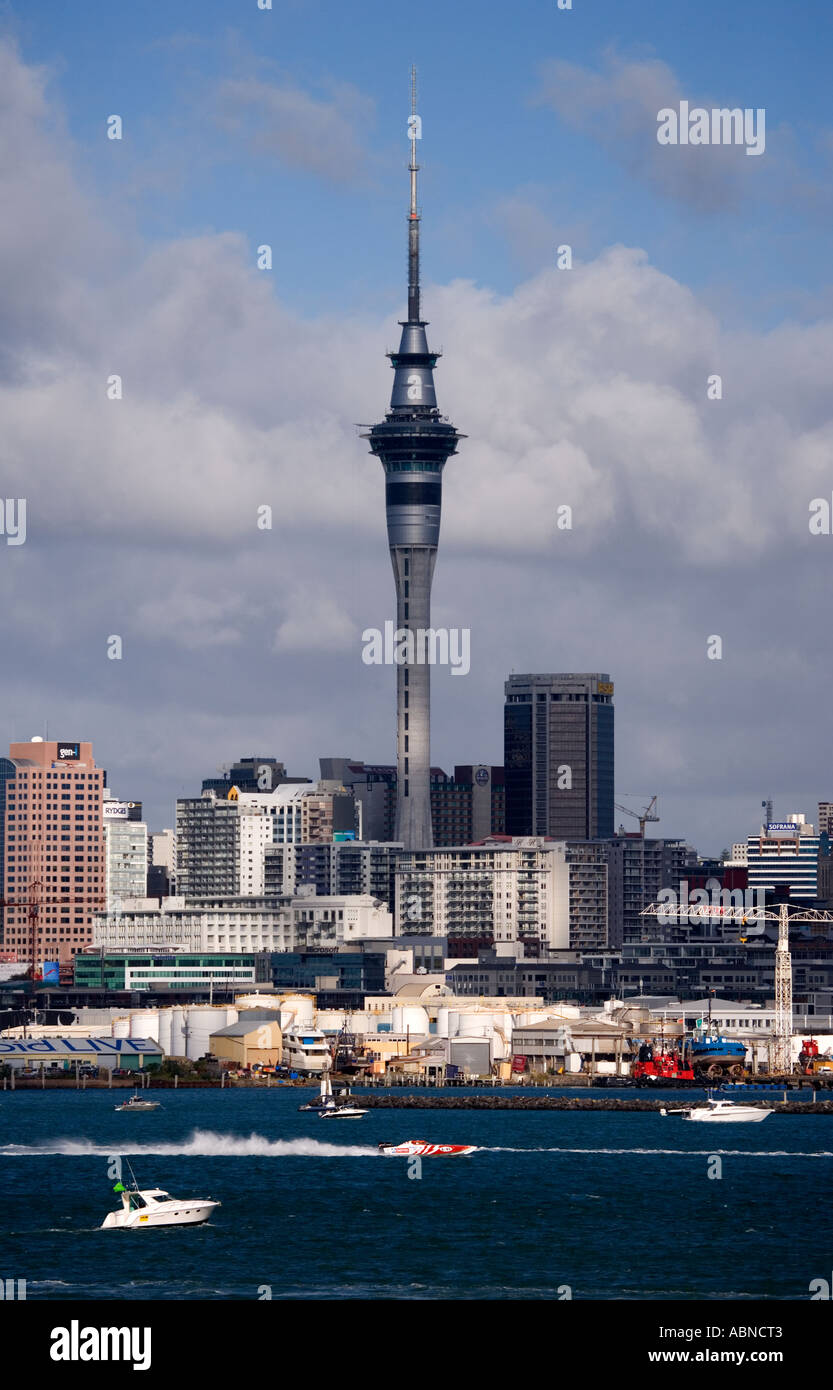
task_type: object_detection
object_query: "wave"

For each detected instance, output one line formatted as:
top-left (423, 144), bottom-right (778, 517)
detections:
top-left (0, 1130), bottom-right (380, 1159)
top-left (485, 1146), bottom-right (833, 1157)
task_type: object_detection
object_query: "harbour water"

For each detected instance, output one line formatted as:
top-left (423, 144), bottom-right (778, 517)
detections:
top-left (1, 1086), bottom-right (830, 1300)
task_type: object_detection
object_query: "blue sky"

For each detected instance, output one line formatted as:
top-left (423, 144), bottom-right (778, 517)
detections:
top-left (3, 0), bottom-right (833, 853)
top-left (10, 0), bottom-right (833, 323)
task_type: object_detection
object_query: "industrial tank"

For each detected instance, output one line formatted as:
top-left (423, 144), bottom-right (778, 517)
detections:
top-left (183, 1006), bottom-right (234, 1061)
top-left (112, 1016), bottom-right (130, 1040)
top-left (129, 1009), bottom-right (159, 1042)
top-left (156, 1008), bottom-right (172, 1057)
top-left (391, 1006), bottom-right (429, 1036)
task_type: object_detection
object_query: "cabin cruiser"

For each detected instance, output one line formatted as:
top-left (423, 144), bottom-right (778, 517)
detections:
top-left (301, 1075), bottom-right (367, 1118)
top-left (282, 1026), bottom-right (332, 1075)
top-left (114, 1092), bottom-right (160, 1112)
top-left (101, 1183), bottom-right (220, 1229)
top-left (661, 1095), bottom-right (771, 1123)
top-left (379, 1140), bottom-right (477, 1156)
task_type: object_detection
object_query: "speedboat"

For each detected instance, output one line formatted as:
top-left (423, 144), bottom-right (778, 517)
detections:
top-left (319, 1099), bottom-right (368, 1119)
top-left (114, 1092), bottom-right (160, 1112)
top-left (378, 1140), bottom-right (477, 1156)
top-left (101, 1183), bottom-right (220, 1229)
top-left (661, 1095), bottom-right (771, 1123)
top-left (302, 1074), bottom-right (368, 1118)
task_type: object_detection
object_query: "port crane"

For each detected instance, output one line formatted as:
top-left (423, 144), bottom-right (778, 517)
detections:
top-left (614, 796), bottom-right (659, 838)
top-left (641, 901), bottom-right (833, 1073)
top-left (0, 880), bottom-right (104, 981)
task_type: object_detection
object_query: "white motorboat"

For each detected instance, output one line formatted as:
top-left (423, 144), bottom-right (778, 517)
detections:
top-left (101, 1183), bottom-right (219, 1229)
top-left (114, 1092), bottom-right (160, 1112)
top-left (319, 1099), bottom-right (368, 1119)
top-left (661, 1095), bottom-right (771, 1123)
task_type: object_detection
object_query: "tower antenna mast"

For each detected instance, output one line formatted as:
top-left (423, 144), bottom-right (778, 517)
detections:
top-left (408, 64), bottom-right (421, 323)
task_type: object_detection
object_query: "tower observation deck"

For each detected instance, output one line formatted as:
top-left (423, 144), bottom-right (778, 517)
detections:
top-left (363, 69), bottom-right (464, 850)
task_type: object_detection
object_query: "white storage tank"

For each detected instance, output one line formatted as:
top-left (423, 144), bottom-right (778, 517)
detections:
top-left (169, 1007), bottom-right (186, 1058)
top-left (391, 1005), bottom-right (429, 1036)
top-left (458, 1016), bottom-right (491, 1039)
top-left (184, 1006), bottom-right (232, 1061)
top-left (277, 995), bottom-right (315, 1028)
top-left (315, 1010), bottom-right (346, 1033)
top-left (157, 1008), bottom-right (173, 1057)
top-left (346, 1012), bottom-right (369, 1034)
top-left (112, 1016), bottom-right (130, 1040)
top-left (436, 1008), bottom-right (450, 1038)
top-left (130, 1009), bottom-right (159, 1042)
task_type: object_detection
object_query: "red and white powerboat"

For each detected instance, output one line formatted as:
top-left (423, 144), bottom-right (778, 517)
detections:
top-left (378, 1140), bottom-right (477, 1157)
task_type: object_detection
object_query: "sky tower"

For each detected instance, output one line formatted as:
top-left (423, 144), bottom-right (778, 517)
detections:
top-left (364, 69), bottom-right (464, 850)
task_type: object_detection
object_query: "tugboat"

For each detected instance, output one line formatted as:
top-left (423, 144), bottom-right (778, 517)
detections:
top-left (685, 999), bottom-right (747, 1079)
top-left (632, 1040), bottom-right (695, 1084)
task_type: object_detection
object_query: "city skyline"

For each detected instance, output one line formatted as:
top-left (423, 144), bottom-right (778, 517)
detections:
top-left (2, 3), bottom-right (833, 855)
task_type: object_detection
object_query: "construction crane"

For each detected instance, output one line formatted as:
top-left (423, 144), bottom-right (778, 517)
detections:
top-left (614, 795), bottom-right (659, 838)
top-left (640, 901), bottom-right (833, 1074)
top-left (0, 881), bottom-right (104, 982)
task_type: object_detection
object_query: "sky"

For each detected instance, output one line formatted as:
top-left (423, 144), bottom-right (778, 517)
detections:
top-left (1, 0), bottom-right (833, 853)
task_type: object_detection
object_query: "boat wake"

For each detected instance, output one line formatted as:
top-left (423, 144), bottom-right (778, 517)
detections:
top-left (486, 1145), bottom-right (833, 1158)
top-left (0, 1130), bottom-right (380, 1159)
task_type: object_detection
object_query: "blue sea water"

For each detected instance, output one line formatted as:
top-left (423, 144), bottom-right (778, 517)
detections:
top-left (1, 1086), bottom-right (830, 1300)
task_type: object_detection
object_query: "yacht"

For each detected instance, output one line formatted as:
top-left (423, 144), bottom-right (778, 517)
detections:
top-left (101, 1184), bottom-right (220, 1229)
top-left (114, 1092), bottom-right (160, 1112)
top-left (661, 1095), bottom-right (771, 1123)
top-left (282, 1026), bottom-right (332, 1075)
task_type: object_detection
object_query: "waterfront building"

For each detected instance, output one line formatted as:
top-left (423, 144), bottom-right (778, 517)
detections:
top-left (2, 739), bottom-right (106, 971)
top-left (74, 948), bottom-right (258, 993)
top-left (362, 77), bottom-right (464, 850)
top-left (818, 803), bottom-right (833, 839)
top-left (504, 673), bottom-right (614, 839)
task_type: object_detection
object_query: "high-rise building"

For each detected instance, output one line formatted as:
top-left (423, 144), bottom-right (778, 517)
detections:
top-left (2, 738), bottom-right (106, 971)
top-left (201, 756), bottom-right (310, 797)
top-left (747, 817), bottom-right (820, 903)
top-left (323, 758), bottom-right (504, 846)
top-left (505, 673), bottom-right (615, 839)
top-left (818, 803), bottom-right (833, 839)
top-left (394, 836), bottom-right (609, 956)
top-left (102, 792), bottom-right (147, 910)
top-left (363, 74), bottom-right (463, 850)
top-left (176, 783), bottom-right (359, 899)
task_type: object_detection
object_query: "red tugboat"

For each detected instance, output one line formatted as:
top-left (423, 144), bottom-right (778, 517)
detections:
top-left (632, 1040), bottom-right (695, 1083)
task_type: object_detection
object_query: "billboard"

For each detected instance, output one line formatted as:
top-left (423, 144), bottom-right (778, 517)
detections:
top-left (767, 822), bottom-right (799, 835)
top-left (57, 742), bottom-right (80, 761)
top-left (333, 832), bottom-right (356, 842)
top-left (41, 961), bottom-right (60, 984)
top-left (102, 801), bottom-right (133, 820)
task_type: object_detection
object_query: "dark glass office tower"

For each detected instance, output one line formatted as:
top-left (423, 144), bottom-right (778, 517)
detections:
top-left (364, 73), bottom-right (463, 850)
top-left (504, 673), bottom-right (614, 839)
